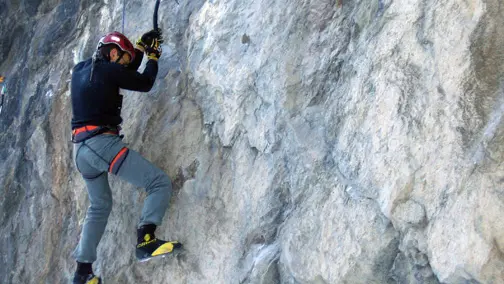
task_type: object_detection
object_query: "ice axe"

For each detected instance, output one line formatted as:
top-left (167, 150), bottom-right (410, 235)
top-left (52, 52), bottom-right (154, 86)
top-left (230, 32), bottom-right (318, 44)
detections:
top-left (153, 0), bottom-right (161, 31)
top-left (153, 0), bottom-right (179, 32)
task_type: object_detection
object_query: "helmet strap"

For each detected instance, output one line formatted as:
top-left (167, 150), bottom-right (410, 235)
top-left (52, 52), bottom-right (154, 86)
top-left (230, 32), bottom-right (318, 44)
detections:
top-left (115, 50), bottom-right (125, 64)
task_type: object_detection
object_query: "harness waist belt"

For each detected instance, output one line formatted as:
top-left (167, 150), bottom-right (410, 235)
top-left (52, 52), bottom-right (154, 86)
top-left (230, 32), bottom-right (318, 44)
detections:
top-left (72, 125), bottom-right (119, 143)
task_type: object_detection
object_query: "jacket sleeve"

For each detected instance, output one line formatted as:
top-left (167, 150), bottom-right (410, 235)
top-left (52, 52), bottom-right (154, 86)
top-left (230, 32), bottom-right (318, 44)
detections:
top-left (111, 60), bottom-right (158, 92)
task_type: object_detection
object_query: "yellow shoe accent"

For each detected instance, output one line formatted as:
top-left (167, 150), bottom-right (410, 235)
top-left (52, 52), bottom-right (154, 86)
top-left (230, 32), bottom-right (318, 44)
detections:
top-left (87, 276), bottom-right (100, 284)
top-left (137, 234), bottom-right (157, 248)
top-left (151, 242), bottom-right (178, 256)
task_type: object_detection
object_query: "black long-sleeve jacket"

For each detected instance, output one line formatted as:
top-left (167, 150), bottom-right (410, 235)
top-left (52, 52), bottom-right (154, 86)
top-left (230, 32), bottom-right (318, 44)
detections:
top-left (71, 49), bottom-right (158, 129)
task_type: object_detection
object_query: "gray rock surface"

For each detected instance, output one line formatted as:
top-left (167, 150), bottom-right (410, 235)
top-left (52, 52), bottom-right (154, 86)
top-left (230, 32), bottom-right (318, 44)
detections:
top-left (1, 0), bottom-right (503, 283)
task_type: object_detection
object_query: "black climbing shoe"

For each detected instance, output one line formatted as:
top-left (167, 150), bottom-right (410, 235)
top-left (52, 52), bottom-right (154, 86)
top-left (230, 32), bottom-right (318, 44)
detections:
top-left (72, 273), bottom-right (102, 284)
top-left (136, 233), bottom-right (182, 262)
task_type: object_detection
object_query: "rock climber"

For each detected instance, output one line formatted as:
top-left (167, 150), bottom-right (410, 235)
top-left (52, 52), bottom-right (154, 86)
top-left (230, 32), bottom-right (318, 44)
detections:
top-left (70, 30), bottom-right (182, 284)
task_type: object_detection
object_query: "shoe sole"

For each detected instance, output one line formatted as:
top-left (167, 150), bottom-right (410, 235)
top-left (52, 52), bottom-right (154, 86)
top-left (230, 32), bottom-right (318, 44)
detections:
top-left (137, 248), bottom-right (184, 263)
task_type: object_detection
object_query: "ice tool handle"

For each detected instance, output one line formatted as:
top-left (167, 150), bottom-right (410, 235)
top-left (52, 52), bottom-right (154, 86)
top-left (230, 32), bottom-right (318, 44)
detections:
top-left (153, 0), bottom-right (160, 31)
top-left (153, 0), bottom-right (179, 32)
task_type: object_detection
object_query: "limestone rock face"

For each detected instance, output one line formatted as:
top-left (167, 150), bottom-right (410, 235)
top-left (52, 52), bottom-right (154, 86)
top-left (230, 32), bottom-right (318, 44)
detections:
top-left (0, 0), bottom-right (503, 283)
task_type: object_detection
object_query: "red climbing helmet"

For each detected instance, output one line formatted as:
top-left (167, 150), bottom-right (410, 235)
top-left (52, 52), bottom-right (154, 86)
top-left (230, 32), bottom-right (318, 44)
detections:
top-left (97, 31), bottom-right (135, 61)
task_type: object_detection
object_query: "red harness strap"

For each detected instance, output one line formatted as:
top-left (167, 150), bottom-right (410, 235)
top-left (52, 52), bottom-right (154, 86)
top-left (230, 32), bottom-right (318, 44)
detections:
top-left (109, 147), bottom-right (129, 174)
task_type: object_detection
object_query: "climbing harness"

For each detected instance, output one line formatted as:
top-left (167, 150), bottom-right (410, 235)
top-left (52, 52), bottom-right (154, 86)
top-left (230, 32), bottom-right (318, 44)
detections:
top-left (74, 139), bottom-right (130, 179)
top-left (72, 125), bottom-right (129, 177)
top-left (72, 125), bottom-right (120, 143)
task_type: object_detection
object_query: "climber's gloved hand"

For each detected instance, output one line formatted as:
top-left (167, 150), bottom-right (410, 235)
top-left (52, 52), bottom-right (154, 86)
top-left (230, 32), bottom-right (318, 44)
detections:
top-left (145, 38), bottom-right (162, 61)
top-left (136, 29), bottom-right (163, 52)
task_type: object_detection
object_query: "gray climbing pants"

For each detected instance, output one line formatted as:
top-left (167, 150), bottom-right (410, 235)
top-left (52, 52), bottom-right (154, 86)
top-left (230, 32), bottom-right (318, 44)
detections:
top-left (72, 133), bottom-right (172, 263)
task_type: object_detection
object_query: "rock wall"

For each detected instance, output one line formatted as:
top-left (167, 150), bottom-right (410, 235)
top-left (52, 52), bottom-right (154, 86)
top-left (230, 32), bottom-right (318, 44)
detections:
top-left (0, 0), bottom-right (503, 283)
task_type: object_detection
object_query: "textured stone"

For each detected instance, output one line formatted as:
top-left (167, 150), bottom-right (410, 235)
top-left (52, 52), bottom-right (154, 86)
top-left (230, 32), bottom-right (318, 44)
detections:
top-left (392, 200), bottom-right (426, 230)
top-left (0, 0), bottom-right (504, 283)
